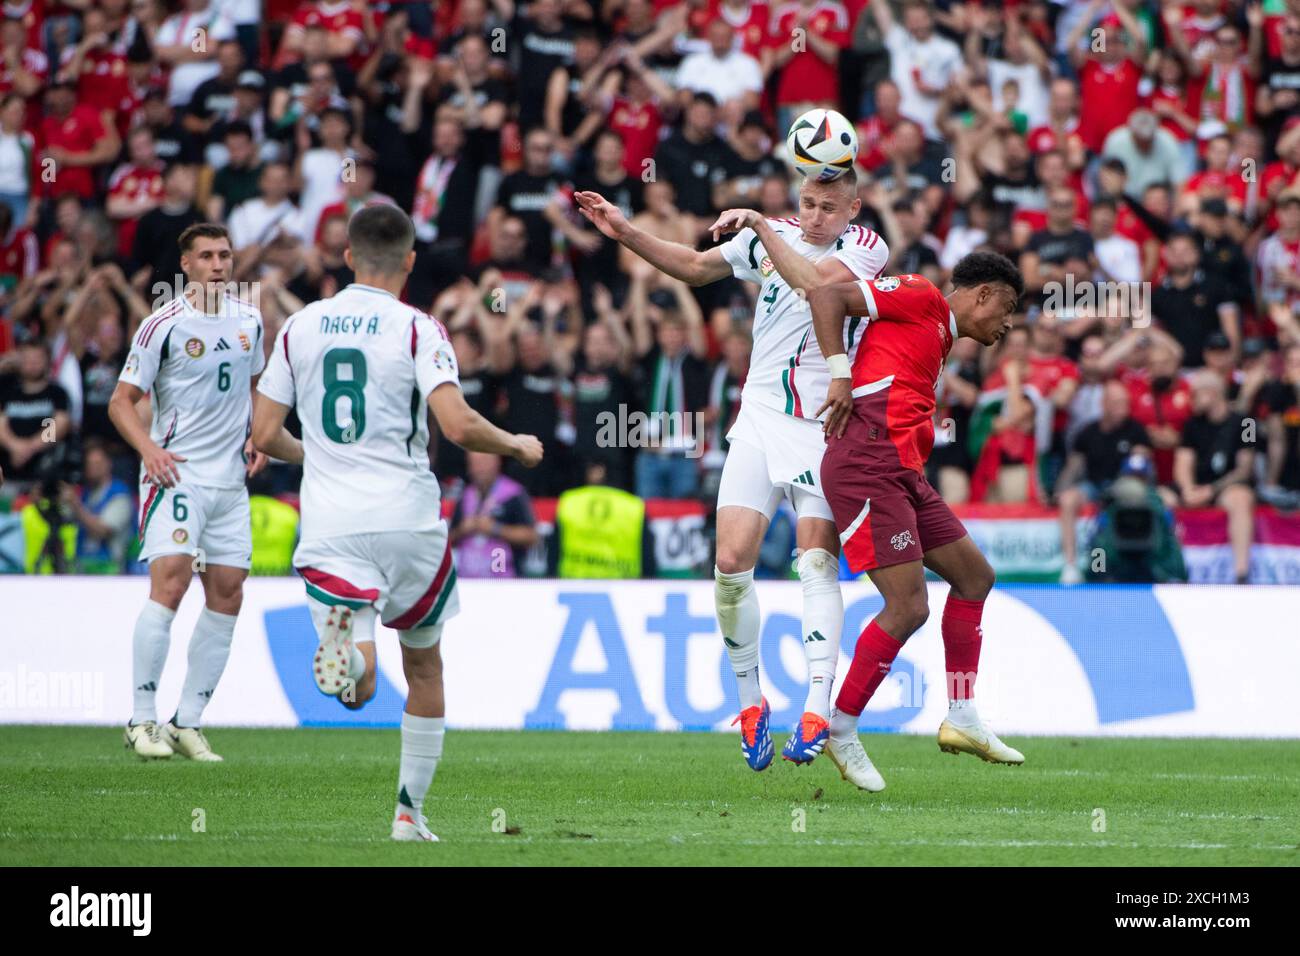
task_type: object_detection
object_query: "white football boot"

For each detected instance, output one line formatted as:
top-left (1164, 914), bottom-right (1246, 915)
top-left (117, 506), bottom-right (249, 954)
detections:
top-left (824, 730), bottom-right (887, 792)
top-left (313, 606), bottom-right (358, 698)
top-left (391, 812), bottom-right (439, 842)
top-left (124, 721), bottom-right (174, 759)
top-left (164, 722), bottom-right (223, 762)
top-left (937, 716), bottom-right (1025, 764)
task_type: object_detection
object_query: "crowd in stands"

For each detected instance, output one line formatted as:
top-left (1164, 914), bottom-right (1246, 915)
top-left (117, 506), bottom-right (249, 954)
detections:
top-left (1, 0), bottom-right (1300, 582)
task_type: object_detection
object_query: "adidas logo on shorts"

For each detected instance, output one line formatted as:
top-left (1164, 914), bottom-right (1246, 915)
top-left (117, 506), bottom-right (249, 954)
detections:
top-left (792, 470), bottom-right (815, 486)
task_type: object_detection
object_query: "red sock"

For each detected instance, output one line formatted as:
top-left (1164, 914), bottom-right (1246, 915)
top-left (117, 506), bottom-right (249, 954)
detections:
top-left (942, 595), bottom-right (984, 701)
top-left (834, 619), bottom-right (903, 717)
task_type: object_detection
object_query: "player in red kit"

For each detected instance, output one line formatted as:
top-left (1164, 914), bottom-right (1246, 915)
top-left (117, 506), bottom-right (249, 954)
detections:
top-left (808, 252), bottom-right (1027, 792)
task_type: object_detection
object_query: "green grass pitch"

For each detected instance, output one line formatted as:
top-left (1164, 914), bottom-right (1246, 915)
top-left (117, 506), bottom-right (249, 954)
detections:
top-left (1, 726), bottom-right (1296, 866)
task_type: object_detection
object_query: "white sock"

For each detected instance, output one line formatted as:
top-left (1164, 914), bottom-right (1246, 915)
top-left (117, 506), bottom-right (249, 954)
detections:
top-left (131, 600), bottom-right (175, 725)
top-left (947, 698), bottom-right (981, 728)
top-left (397, 713), bottom-right (445, 820)
top-left (174, 608), bottom-right (238, 727)
top-left (715, 565), bottom-right (762, 709)
top-left (829, 708), bottom-right (858, 741)
top-left (797, 548), bottom-right (842, 719)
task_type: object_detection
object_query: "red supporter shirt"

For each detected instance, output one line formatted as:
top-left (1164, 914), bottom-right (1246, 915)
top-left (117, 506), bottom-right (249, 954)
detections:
top-left (2, 1), bottom-right (43, 52)
top-left (607, 96), bottom-right (661, 178)
top-left (856, 114), bottom-right (900, 172)
top-left (691, 0), bottom-right (772, 60)
top-left (1078, 59), bottom-right (1142, 153)
top-left (769, 2), bottom-right (849, 107)
top-left (39, 104), bottom-right (107, 199)
top-left (849, 273), bottom-right (956, 474)
top-left (0, 45), bottom-right (48, 101)
top-left (1125, 369), bottom-right (1193, 484)
top-left (106, 162), bottom-right (164, 257)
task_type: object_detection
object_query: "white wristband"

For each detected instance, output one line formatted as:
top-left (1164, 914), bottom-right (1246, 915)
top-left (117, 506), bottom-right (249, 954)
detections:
top-left (827, 353), bottom-right (851, 379)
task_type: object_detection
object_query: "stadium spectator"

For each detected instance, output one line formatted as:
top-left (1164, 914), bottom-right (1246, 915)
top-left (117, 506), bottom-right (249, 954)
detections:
top-left (450, 450), bottom-right (539, 578)
top-left (130, 161), bottom-right (203, 298)
top-left (1152, 230), bottom-right (1241, 367)
top-left (1263, 343), bottom-right (1300, 506)
top-left (629, 270), bottom-right (708, 500)
top-left (1055, 380), bottom-right (1153, 585)
top-left (1176, 371), bottom-right (1258, 583)
top-left (0, 338), bottom-right (70, 487)
top-left (872, 0), bottom-right (961, 140)
top-left (69, 437), bottom-right (133, 573)
top-left (5, 0), bottom-right (1300, 585)
top-left (675, 20), bottom-right (762, 124)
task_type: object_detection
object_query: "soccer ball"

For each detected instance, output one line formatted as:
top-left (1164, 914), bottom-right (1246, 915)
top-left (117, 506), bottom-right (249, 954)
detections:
top-left (785, 108), bottom-right (858, 182)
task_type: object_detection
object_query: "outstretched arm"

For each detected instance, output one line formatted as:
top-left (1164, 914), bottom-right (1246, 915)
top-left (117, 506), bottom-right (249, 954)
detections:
top-left (707, 208), bottom-right (861, 293)
top-left (574, 190), bottom-right (732, 286)
top-left (251, 393), bottom-right (305, 464)
top-left (809, 281), bottom-right (870, 438)
top-left (427, 382), bottom-right (543, 465)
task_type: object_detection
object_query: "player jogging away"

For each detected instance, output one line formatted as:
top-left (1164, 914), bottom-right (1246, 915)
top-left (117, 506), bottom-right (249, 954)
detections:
top-left (110, 222), bottom-right (270, 762)
top-left (576, 170), bottom-right (888, 770)
top-left (252, 204), bottom-right (543, 842)
top-left (808, 253), bottom-right (1027, 792)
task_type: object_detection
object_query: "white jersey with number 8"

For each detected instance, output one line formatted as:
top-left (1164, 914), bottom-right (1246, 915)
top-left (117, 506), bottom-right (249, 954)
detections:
top-left (257, 283), bottom-right (460, 546)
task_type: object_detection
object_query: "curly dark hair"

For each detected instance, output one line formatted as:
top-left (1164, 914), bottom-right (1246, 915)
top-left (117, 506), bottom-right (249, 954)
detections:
top-left (950, 251), bottom-right (1025, 300)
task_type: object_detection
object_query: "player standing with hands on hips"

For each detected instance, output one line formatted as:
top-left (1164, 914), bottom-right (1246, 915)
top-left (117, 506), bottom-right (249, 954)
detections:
top-left (809, 253), bottom-right (1027, 792)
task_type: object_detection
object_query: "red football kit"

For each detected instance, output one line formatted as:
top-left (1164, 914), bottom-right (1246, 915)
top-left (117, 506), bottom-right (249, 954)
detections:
top-left (821, 274), bottom-right (968, 573)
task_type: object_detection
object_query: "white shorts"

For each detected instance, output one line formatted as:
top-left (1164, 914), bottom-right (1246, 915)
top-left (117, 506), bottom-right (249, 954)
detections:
top-left (138, 481), bottom-right (251, 569)
top-left (718, 401), bottom-right (834, 522)
top-left (293, 524), bottom-right (460, 648)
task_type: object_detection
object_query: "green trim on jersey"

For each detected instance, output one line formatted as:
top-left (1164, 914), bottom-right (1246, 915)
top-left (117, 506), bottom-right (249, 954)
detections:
top-left (405, 388), bottom-right (420, 456)
top-left (139, 488), bottom-right (165, 542)
top-left (747, 235), bottom-right (761, 270)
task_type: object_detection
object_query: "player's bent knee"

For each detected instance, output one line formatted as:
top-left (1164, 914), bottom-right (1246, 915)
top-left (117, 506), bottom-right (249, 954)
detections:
top-left (796, 548), bottom-right (839, 592)
top-left (714, 550), bottom-right (755, 576)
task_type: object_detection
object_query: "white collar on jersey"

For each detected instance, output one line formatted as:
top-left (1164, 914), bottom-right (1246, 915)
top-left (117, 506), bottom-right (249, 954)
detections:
top-left (347, 282), bottom-right (397, 299)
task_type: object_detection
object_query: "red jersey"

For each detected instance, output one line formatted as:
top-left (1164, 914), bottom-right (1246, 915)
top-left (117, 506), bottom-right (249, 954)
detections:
top-left (856, 113), bottom-right (900, 172)
top-left (0, 45), bottom-right (48, 100)
top-left (607, 96), bottom-right (661, 178)
top-left (283, 2), bottom-right (369, 71)
top-left (693, 1), bottom-right (771, 60)
top-left (39, 104), bottom-right (108, 199)
top-left (1182, 169), bottom-right (1249, 208)
top-left (1, 1), bottom-right (43, 53)
top-left (769, 2), bottom-right (849, 107)
top-left (1078, 59), bottom-right (1142, 153)
top-left (1125, 370), bottom-right (1193, 484)
top-left (1026, 118), bottom-right (1083, 156)
top-left (848, 273), bottom-right (956, 474)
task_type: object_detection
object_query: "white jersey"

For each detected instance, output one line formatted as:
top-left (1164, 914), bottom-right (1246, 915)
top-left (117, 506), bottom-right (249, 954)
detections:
top-left (720, 218), bottom-right (888, 421)
top-left (119, 291), bottom-right (265, 489)
top-left (257, 283), bottom-right (460, 545)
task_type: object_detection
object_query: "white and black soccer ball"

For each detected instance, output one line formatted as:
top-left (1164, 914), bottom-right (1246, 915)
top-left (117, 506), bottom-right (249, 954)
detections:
top-left (785, 108), bottom-right (858, 182)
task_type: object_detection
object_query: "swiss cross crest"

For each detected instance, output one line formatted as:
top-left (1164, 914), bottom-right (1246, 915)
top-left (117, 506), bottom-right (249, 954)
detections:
top-left (874, 276), bottom-right (900, 292)
top-left (890, 530), bottom-right (915, 551)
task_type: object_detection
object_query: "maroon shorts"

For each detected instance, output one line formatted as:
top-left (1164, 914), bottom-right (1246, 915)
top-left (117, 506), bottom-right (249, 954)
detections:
top-left (821, 417), bottom-right (967, 573)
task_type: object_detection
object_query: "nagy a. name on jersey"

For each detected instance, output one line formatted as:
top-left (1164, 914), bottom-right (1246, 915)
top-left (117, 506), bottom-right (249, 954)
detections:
top-left (320, 315), bottom-right (381, 335)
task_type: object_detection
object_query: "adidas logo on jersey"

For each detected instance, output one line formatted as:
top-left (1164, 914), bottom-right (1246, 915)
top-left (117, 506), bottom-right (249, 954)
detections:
top-left (792, 470), bottom-right (815, 486)
top-left (213, 338), bottom-right (232, 352)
